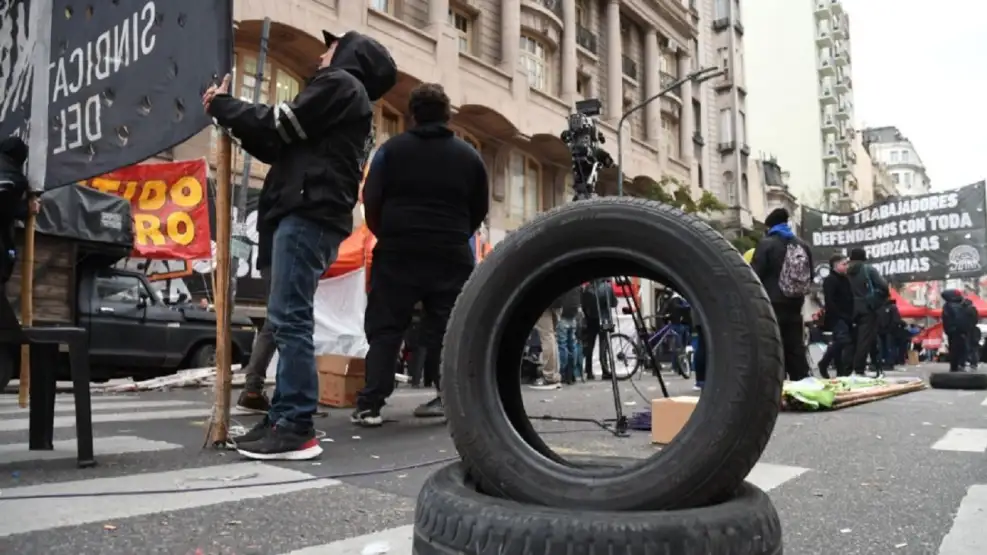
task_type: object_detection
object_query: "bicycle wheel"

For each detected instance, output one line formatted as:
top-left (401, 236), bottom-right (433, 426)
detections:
top-left (609, 333), bottom-right (641, 380)
top-left (677, 350), bottom-right (693, 379)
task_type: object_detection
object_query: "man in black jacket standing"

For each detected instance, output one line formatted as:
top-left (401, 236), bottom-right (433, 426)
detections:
top-left (353, 83), bottom-right (489, 426)
top-left (0, 137), bottom-right (39, 287)
top-left (751, 208), bottom-right (812, 381)
top-left (581, 280), bottom-right (617, 380)
top-left (845, 248), bottom-right (889, 377)
top-left (818, 254), bottom-right (853, 378)
top-left (204, 31), bottom-right (397, 459)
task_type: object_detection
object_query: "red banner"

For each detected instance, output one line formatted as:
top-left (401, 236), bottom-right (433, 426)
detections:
top-left (81, 159), bottom-right (211, 260)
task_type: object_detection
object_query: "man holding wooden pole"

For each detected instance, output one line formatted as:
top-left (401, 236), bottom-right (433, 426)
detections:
top-left (202, 31), bottom-right (396, 460)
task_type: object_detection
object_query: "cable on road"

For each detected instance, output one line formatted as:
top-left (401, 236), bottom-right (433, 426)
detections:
top-left (0, 428), bottom-right (604, 501)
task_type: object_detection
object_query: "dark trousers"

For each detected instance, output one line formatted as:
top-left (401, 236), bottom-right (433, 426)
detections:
top-left (266, 216), bottom-right (345, 433)
top-left (693, 328), bottom-right (707, 384)
top-left (819, 320), bottom-right (852, 377)
top-left (358, 251), bottom-right (472, 410)
top-left (581, 318), bottom-right (610, 378)
top-left (774, 304), bottom-right (809, 381)
top-left (852, 313), bottom-right (878, 372)
top-left (967, 333), bottom-right (980, 367)
top-left (948, 332), bottom-right (968, 372)
top-left (880, 333), bottom-right (897, 369)
top-left (243, 319), bottom-right (277, 391)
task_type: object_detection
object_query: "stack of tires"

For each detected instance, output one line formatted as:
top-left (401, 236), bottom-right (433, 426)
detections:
top-left (413, 199), bottom-right (788, 555)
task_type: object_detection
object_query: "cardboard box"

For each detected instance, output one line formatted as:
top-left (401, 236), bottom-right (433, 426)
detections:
top-left (907, 350), bottom-right (919, 365)
top-left (317, 355), bottom-right (366, 408)
top-left (651, 396), bottom-right (700, 444)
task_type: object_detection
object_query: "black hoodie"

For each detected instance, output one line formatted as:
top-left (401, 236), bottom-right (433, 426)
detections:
top-left (0, 137), bottom-right (29, 283)
top-left (846, 260), bottom-right (889, 317)
top-left (362, 123), bottom-right (489, 259)
top-left (209, 32), bottom-right (397, 268)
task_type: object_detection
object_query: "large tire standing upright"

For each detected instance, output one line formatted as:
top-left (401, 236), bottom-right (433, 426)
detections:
top-left (441, 197), bottom-right (785, 511)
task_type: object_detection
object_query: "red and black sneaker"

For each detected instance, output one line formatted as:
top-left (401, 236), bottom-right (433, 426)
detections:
top-left (236, 425), bottom-right (322, 461)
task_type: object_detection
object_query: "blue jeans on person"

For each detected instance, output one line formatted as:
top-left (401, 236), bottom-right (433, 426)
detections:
top-left (556, 317), bottom-right (578, 381)
top-left (266, 215), bottom-right (345, 433)
top-left (692, 332), bottom-right (706, 388)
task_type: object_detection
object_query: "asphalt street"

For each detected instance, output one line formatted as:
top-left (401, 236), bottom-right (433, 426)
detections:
top-left (0, 362), bottom-right (984, 554)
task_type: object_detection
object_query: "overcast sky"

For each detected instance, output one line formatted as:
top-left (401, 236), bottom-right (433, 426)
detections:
top-left (842, 0), bottom-right (986, 191)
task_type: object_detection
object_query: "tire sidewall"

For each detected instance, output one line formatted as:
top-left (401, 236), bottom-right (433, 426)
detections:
top-left (442, 199), bottom-right (785, 510)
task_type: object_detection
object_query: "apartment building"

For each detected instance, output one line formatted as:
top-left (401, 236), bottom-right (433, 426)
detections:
top-left (862, 126), bottom-right (931, 196)
top-left (698, 0), bottom-right (753, 234)
top-left (743, 0), bottom-right (856, 211)
top-left (851, 131), bottom-right (897, 207)
top-left (161, 0), bottom-right (746, 243)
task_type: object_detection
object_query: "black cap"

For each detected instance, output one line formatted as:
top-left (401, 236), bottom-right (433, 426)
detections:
top-left (322, 30), bottom-right (341, 48)
top-left (849, 247), bottom-right (867, 261)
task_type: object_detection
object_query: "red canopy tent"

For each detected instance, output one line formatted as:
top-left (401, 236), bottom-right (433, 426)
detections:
top-left (890, 288), bottom-right (927, 319)
top-left (926, 291), bottom-right (987, 319)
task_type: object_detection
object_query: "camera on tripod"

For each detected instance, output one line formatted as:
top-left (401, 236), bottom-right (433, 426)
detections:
top-left (560, 98), bottom-right (613, 201)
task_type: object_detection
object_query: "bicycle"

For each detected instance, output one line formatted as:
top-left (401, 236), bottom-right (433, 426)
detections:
top-left (609, 315), bottom-right (693, 381)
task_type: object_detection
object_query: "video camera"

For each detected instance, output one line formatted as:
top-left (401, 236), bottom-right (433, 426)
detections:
top-left (560, 98), bottom-right (614, 201)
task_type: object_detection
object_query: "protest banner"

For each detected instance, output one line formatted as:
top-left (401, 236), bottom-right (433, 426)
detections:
top-left (83, 159), bottom-right (211, 260)
top-left (802, 181), bottom-right (987, 283)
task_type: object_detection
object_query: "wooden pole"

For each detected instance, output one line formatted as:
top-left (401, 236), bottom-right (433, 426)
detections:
top-left (207, 133), bottom-right (234, 445)
top-left (16, 211), bottom-right (36, 408)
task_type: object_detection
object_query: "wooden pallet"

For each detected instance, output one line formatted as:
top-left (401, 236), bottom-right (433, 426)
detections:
top-left (783, 379), bottom-right (926, 411)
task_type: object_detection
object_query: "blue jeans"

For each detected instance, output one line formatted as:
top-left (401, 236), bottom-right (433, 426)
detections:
top-left (556, 318), bottom-right (578, 381)
top-left (266, 215), bottom-right (344, 433)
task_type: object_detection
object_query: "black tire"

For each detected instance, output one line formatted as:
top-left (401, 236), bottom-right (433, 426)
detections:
top-left (414, 462), bottom-right (783, 555)
top-left (608, 332), bottom-right (641, 380)
top-left (678, 350), bottom-right (693, 379)
top-left (188, 343), bottom-right (217, 369)
top-left (929, 371), bottom-right (987, 390)
top-left (442, 197), bottom-right (784, 511)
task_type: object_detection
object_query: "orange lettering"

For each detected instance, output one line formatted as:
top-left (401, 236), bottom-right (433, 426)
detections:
top-left (166, 212), bottom-right (195, 245)
top-left (89, 178), bottom-right (120, 195)
top-left (133, 214), bottom-right (165, 245)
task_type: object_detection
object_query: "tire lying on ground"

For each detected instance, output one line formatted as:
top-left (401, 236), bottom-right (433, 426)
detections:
top-left (929, 371), bottom-right (987, 390)
top-left (441, 197), bottom-right (784, 511)
top-left (413, 462), bottom-right (784, 555)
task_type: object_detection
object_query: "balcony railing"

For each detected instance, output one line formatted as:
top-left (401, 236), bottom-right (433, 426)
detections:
top-left (622, 55), bottom-right (638, 80)
top-left (576, 25), bottom-right (597, 54)
top-left (537, 0), bottom-right (564, 19)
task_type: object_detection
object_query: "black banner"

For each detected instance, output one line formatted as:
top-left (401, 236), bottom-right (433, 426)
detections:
top-left (0, 0), bottom-right (233, 188)
top-left (802, 181), bottom-right (987, 283)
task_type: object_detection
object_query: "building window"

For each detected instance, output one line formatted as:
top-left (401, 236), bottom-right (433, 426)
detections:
top-left (453, 128), bottom-right (481, 150)
top-left (660, 52), bottom-right (677, 77)
top-left (509, 152), bottom-right (541, 221)
top-left (520, 35), bottom-right (548, 92)
top-left (620, 22), bottom-right (632, 52)
top-left (900, 150), bottom-right (909, 163)
top-left (373, 102), bottom-right (404, 144)
top-left (890, 150), bottom-right (899, 162)
top-left (697, 164), bottom-right (704, 189)
top-left (741, 174), bottom-right (749, 208)
top-left (449, 8), bottom-right (473, 54)
top-left (692, 99), bottom-right (702, 137)
top-left (370, 0), bottom-right (395, 15)
top-left (714, 0), bottom-right (728, 19)
top-left (904, 172), bottom-right (912, 186)
top-left (891, 172), bottom-right (900, 184)
top-left (662, 116), bottom-right (680, 159)
top-left (719, 108), bottom-right (733, 143)
top-left (738, 111), bottom-right (746, 145)
top-left (232, 51), bottom-right (302, 105)
top-left (576, 73), bottom-right (591, 98)
top-left (575, 0), bottom-right (589, 26)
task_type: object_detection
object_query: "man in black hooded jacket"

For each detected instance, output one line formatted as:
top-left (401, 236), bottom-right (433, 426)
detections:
top-left (941, 289), bottom-right (973, 372)
top-left (0, 137), bottom-right (39, 286)
top-left (204, 31), bottom-right (397, 459)
top-left (818, 254), bottom-right (853, 377)
top-left (353, 83), bottom-right (489, 426)
top-left (845, 248), bottom-right (889, 376)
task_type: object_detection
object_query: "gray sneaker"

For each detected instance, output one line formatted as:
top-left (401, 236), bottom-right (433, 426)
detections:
top-left (413, 397), bottom-right (445, 418)
top-left (528, 379), bottom-right (562, 390)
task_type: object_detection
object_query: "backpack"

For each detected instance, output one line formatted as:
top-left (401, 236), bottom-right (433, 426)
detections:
top-left (778, 241), bottom-right (812, 298)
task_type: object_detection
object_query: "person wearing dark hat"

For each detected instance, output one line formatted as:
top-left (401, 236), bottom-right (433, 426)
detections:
top-left (203, 31), bottom-right (397, 459)
top-left (845, 247), bottom-right (889, 376)
top-left (0, 137), bottom-right (40, 286)
top-left (750, 207), bottom-right (813, 381)
top-left (353, 83), bottom-right (489, 426)
top-left (818, 253), bottom-right (853, 377)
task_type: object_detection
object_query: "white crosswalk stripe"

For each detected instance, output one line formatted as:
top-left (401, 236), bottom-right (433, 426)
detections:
top-left (0, 462), bottom-right (340, 537)
top-left (932, 428), bottom-right (987, 453)
top-left (0, 400), bottom-right (197, 415)
top-left (937, 485), bottom-right (987, 554)
top-left (0, 435), bottom-right (182, 464)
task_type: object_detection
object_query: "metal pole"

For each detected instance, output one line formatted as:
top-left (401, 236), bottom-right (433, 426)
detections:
top-left (616, 66), bottom-right (723, 196)
top-left (229, 18), bottom-right (271, 303)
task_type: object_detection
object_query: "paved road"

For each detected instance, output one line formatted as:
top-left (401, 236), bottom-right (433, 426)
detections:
top-left (0, 363), bottom-right (984, 554)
